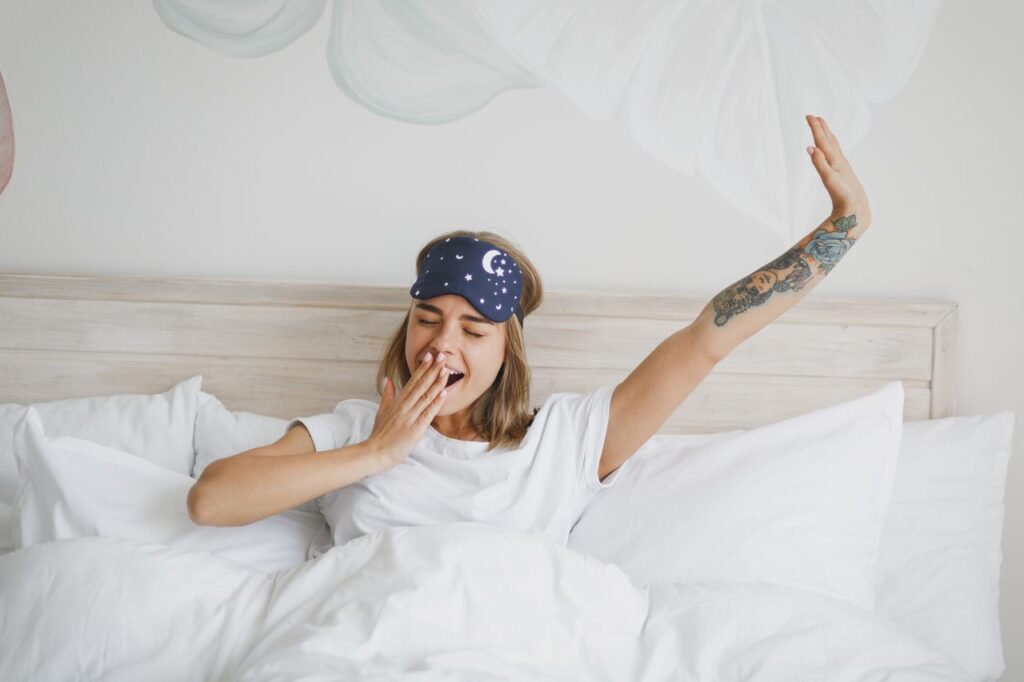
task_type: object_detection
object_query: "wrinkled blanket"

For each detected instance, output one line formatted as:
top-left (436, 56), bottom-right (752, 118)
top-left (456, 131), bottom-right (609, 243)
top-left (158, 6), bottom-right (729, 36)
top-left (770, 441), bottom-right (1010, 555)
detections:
top-left (0, 522), bottom-right (972, 681)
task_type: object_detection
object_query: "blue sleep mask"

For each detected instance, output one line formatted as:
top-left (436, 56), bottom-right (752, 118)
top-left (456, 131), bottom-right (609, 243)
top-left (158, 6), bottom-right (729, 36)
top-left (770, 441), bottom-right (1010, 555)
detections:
top-left (409, 236), bottom-right (524, 326)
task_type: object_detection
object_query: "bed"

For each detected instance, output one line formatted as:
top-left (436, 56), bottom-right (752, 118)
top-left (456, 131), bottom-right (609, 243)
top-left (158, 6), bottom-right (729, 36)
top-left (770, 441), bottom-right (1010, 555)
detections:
top-left (0, 272), bottom-right (1013, 681)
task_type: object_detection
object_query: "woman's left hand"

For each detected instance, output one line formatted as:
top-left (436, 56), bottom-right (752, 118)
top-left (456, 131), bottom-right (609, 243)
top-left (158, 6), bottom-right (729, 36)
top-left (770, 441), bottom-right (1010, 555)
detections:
top-left (806, 114), bottom-right (872, 228)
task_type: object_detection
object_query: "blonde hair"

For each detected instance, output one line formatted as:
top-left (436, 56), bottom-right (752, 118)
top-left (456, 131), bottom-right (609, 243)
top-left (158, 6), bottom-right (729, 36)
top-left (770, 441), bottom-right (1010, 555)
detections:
top-left (375, 229), bottom-right (543, 452)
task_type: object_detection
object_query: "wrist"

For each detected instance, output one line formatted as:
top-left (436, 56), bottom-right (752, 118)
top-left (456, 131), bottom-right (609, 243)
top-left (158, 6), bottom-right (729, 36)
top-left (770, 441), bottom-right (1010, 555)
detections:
top-left (830, 205), bottom-right (870, 230)
top-left (356, 438), bottom-right (394, 475)
top-left (327, 439), bottom-right (390, 480)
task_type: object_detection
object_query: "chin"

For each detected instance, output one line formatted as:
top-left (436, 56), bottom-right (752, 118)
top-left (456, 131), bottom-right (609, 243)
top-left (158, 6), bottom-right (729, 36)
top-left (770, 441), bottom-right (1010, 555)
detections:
top-left (443, 391), bottom-right (478, 413)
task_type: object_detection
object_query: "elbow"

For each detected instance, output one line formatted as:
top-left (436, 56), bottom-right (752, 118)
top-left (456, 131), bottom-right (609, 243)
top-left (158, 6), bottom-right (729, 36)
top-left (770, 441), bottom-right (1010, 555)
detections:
top-left (702, 341), bottom-right (729, 366)
top-left (187, 459), bottom-right (231, 526)
top-left (684, 320), bottom-right (730, 366)
top-left (187, 482), bottom-right (217, 526)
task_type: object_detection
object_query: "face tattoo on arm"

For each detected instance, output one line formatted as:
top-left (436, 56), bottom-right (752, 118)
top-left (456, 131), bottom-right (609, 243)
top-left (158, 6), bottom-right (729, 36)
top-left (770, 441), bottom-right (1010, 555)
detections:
top-left (711, 213), bottom-right (859, 327)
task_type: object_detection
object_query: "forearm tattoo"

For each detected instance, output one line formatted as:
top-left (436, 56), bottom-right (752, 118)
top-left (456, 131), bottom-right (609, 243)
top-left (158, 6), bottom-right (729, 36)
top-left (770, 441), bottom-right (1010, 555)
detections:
top-left (711, 214), bottom-right (859, 327)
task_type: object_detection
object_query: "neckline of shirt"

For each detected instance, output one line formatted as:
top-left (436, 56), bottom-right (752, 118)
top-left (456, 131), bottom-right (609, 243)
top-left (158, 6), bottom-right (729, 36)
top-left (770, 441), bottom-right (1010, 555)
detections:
top-left (419, 393), bottom-right (567, 456)
top-left (424, 425), bottom-right (492, 453)
top-left (341, 399), bottom-right (493, 457)
top-left (347, 396), bottom-right (558, 457)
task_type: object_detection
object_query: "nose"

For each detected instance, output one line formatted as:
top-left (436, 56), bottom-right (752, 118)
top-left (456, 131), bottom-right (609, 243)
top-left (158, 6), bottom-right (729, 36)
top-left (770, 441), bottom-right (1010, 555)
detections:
top-left (422, 323), bottom-right (458, 362)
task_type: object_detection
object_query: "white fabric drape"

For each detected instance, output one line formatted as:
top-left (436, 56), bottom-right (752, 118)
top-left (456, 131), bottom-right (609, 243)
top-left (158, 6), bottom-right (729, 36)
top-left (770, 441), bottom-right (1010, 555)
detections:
top-left (153, 0), bottom-right (942, 243)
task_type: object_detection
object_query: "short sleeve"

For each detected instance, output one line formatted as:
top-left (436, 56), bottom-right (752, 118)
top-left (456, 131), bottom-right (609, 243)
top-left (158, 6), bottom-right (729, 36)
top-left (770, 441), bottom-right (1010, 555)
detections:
top-left (548, 384), bottom-right (628, 492)
top-left (286, 415), bottom-right (338, 453)
top-left (286, 400), bottom-right (374, 454)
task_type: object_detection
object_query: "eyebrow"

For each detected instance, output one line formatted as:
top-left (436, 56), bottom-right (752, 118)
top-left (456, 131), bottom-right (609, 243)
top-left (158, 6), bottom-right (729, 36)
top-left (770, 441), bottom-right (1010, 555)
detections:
top-left (414, 303), bottom-right (496, 325)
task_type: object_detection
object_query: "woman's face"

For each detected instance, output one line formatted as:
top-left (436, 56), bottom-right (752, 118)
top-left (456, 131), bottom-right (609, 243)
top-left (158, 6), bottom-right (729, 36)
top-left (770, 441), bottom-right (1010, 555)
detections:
top-left (405, 295), bottom-right (507, 416)
top-left (749, 269), bottom-right (779, 294)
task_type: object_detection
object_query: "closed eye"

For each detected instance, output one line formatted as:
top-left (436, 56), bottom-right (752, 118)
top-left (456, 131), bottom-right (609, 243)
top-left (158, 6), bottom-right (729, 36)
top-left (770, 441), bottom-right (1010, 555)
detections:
top-left (416, 319), bottom-right (484, 338)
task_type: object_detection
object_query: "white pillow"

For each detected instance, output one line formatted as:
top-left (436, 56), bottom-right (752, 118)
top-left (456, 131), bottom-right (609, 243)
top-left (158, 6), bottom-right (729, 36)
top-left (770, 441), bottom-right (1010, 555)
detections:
top-left (567, 380), bottom-right (905, 611)
top-left (0, 375), bottom-right (204, 554)
top-left (1, 375), bottom-right (203, 485)
top-left (192, 391), bottom-right (320, 516)
top-left (13, 406), bottom-right (328, 574)
top-left (0, 488), bottom-right (13, 554)
top-left (872, 411), bottom-right (1014, 682)
top-left (0, 404), bottom-right (27, 554)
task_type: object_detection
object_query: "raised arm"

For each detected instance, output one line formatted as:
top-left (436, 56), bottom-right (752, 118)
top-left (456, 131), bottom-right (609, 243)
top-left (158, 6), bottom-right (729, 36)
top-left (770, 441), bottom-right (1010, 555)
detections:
top-left (598, 115), bottom-right (872, 481)
top-left (692, 115), bottom-right (871, 359)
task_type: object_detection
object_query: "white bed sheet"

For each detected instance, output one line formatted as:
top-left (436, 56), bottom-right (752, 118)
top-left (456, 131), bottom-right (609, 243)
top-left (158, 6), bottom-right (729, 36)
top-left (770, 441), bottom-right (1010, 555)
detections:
top-left (0, 522), bottom-right (973, 681)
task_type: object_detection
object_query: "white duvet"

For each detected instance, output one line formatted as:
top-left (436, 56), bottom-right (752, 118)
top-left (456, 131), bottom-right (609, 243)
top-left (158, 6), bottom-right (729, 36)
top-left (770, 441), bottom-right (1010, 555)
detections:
top-left (0, 522), bottom-right (973, 681)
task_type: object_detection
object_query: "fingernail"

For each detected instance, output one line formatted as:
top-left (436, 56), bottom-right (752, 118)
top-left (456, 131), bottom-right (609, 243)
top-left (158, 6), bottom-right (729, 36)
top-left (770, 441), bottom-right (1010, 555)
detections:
top-left (437, 352), bottom-right (445, 362)
top-left (424, 353), bottom-right (432, 363)
top-left (806, 146), bottom-right (815, 156)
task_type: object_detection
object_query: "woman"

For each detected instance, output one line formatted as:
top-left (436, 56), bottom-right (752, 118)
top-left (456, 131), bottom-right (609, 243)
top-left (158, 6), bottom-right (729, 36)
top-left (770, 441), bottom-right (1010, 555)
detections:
top-left (188, 114), bottom-right (870, 549)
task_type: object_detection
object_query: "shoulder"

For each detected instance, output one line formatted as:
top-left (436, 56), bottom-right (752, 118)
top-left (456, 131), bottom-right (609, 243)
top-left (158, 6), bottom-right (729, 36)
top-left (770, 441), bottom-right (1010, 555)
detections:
top-left (541, 385), bottom-right (614, 415)
top-left (330, 398), bottom-right (379, 437)
top-left (290, 399), bottom-right (378, 452)
top-left (531, 385), bottom-right (615, 432)
top-left (530, 386), bottom-right (618, 490)
top-left (333, 398), bottom-right (378, 417)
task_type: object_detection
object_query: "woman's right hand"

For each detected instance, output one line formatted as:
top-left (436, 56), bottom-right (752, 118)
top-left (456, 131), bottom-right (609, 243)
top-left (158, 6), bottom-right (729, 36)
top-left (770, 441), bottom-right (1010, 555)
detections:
top-left (367, 352), bottom-right (450, 471)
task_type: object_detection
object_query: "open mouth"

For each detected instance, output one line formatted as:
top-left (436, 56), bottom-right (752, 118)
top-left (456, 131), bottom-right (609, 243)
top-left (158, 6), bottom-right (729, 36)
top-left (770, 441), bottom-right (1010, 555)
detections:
top-left (445, 370), bottom-right (465, 388)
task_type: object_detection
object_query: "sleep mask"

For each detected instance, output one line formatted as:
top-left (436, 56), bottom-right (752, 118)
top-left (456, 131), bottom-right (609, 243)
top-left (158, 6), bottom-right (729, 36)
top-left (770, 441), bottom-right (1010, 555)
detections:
top-left (410, 236), bottom-right (524, 326)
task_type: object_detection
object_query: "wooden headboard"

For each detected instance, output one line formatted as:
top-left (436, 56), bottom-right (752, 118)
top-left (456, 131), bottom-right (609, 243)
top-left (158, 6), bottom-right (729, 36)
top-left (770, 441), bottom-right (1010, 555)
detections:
top-left (0, 273), bottom-right (957, 432)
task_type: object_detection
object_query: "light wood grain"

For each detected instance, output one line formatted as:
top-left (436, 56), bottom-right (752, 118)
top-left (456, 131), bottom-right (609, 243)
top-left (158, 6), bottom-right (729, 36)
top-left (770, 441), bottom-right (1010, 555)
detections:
top-left (0, 273), bottom-right (957, 429)
top-left (930, 306), bottom-right (958, 418)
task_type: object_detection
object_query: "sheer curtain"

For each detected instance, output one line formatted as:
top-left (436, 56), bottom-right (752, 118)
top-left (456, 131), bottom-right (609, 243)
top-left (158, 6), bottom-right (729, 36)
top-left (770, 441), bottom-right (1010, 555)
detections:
top-left (152, 0), bottom-right (942, 243)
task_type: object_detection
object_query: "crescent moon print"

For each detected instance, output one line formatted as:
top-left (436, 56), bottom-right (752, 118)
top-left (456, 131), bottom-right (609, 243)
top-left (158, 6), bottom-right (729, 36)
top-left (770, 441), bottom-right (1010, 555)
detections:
top-left (482, 249), bottom-right (501, 274)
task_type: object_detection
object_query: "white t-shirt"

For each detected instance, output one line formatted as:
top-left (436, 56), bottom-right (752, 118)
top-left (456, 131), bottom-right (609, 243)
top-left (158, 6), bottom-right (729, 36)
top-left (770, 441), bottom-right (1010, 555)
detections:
top-left (287, 384), bottom-right (629, 550)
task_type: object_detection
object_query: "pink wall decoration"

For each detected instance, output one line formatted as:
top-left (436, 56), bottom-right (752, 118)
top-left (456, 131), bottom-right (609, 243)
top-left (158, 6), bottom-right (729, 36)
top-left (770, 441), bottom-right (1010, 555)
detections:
top-left (0, 71), bottom-right (13, 196)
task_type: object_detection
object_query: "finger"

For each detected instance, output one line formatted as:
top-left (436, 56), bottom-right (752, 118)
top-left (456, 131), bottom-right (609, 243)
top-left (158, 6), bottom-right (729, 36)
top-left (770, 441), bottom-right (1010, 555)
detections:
top-left (405, 352), bottom-right (439, 395)
top-left (414, 352), bottom-right (434, 380)
top-left (817, 116), bottom-right (846, 158)
top-left (808, 144), bottom-right (835, 178)
top-left (406, 355), bottom-right (447, 412)
top-left (413, 365), bottom-right (449, 415)
top-left (806, 114), bottom-right (838, 169)
top-left (806, 114), bottom-right (826, 150)
top-left (419, 385), bottom-right (448, 426)
top-left (815, 115), bottom-right (847, 164)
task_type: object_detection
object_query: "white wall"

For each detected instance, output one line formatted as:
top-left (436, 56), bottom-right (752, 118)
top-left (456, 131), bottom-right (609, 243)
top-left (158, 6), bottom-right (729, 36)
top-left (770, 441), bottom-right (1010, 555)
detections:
top-left (1, 2), bottom-right (1021, 676)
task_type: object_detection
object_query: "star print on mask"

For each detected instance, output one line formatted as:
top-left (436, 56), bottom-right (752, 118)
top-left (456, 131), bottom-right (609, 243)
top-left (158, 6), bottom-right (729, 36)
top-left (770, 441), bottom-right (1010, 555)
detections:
top-left (408, 236), bottom-right (524, 325)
